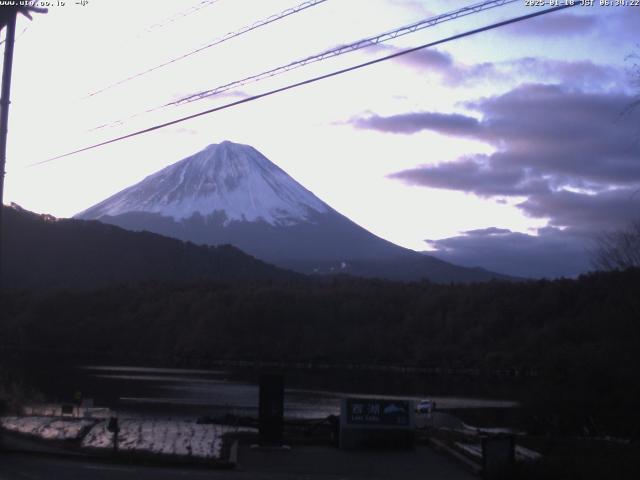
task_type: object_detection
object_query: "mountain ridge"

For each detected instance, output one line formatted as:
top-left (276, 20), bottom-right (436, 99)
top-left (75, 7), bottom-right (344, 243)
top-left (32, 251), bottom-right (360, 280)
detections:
top-left (1, 203), bottom-right (301, 290)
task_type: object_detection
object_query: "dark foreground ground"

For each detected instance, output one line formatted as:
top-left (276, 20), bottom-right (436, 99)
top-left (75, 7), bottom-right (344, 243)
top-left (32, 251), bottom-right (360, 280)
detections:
top-left (0, 445), bottom-right (475, 480)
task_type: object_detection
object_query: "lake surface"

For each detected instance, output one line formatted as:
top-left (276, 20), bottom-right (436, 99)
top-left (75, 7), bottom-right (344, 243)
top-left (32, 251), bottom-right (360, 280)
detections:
top-left (21, 364), bottom-right (520, 420)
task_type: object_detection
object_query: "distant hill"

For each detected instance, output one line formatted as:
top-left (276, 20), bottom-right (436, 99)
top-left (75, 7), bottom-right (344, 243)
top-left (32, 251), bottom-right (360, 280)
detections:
top-left (0, 204), bottom-right (300, 290)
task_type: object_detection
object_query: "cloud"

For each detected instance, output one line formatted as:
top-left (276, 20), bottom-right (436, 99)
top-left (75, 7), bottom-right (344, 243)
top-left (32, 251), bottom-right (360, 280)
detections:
top-left (353, 44), bottom-right (636, 277)
top-left (381, 45), bottom-right (502, 86)
top-left (507, 58), bottom-right (623, 91)
top-left (519, 188), bottom-right (640, 231)
top-left (389, 155), bottom-right (550, 197)
top-left (377, 83), bottom-right (640, 237)
top-left (499, 8), bottom-right (638, 47)
top-left (447, 58), bottom-right (620, 90)
top-left (370, 45), bottom-right (502, 86)
top-left (388, 47), bottom-right (456, 71)
top-left (352, 112), bottom-right (480, 135)
top-left (502, 12), bottom-right (598, 37)
top-left (376, 44), bottom-right (622, 90)
top-left (426, 226), bottom-right (592, 279)
top-left (597, 8), bottom-right (640, 43)
top-left (380, 82), bottom-right (639, 187)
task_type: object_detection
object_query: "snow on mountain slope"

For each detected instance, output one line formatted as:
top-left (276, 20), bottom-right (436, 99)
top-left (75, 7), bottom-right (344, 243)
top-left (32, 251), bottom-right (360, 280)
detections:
top-left (77, 141), bottom-right (328, 226)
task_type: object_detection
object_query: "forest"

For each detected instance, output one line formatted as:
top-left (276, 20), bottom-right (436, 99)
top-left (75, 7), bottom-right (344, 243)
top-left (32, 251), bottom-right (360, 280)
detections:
top-left (3, 268), bottom-right (638, 369)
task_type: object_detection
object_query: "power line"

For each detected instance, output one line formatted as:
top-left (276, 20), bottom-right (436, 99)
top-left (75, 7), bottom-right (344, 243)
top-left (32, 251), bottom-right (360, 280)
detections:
top-left (90, 0), bottom-right (518, 132)
top-left (86, 0), bottom-right (328, 98)
top-left (0, 23), bottom-right (28, 46)
top-left (32, 4), bottom-right (577, 167)
top-left (173, 0), bottom-right (519, 107)
top-left (143, 0), bottom-right (221, 34)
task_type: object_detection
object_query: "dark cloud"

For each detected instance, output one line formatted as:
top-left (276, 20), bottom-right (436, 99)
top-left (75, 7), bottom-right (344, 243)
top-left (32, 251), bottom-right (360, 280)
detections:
top-left (426, 226), bottom-right (592, 279)
top-left (352, 112), bottom-right (480, 135)
top-left (507, 58), bottom-right (623, 91)
top-left (519, 188), bottom-right (640, 231)
top-left (451, 57), bottom-right (616, 89)
top-left (371, 45), bottom-right (502, 86)
top-left (377, 43), bottom-right (621, 90)
top-left (389, 155), bottom-right (550, 197)
top-left (360, 13), bottom-right (633, 277)
top-left (502, 12), bottom-right (598, 37)
top-left (452, 62), bottom-right (502, 86)
top-left (376, 83), bottom-right (640, 256)
top-left (397, 48), bottom-right (455, 71)
top-left (378, 83), bottom-right (640, 215)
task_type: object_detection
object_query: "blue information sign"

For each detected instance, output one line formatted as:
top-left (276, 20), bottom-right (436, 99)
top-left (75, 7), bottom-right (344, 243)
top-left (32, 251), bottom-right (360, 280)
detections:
top-left (345, 398), bottom-right (410, 426)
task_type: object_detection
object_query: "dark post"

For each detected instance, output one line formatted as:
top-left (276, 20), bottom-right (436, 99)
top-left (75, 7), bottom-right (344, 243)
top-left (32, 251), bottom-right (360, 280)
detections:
top-left (481, 434), bottom-right (515, 480)
top-left (258, 373), bottom-right (284, 446)
top-left (0, 8), bottom-right (17, 291)
top-left (107, 416), bottom-right (120, 453)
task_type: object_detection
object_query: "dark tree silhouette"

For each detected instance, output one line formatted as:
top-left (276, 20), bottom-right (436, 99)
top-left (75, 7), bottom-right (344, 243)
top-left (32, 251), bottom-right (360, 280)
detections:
top-left (627, 50), bottom-right (640, 114)
top-left (592, 220), bottom-right (640, 271)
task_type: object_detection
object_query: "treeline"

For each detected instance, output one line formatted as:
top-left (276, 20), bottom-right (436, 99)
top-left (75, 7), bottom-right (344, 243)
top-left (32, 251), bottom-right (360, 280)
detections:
top-left (1, 268), bottom-right (638, 379)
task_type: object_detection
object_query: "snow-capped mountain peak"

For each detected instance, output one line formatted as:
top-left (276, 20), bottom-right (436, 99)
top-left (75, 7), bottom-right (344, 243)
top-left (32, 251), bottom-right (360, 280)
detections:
top-left (76, 141), bottom-right (511, 282)
top-left (77, 141), bottom-right (328, 226)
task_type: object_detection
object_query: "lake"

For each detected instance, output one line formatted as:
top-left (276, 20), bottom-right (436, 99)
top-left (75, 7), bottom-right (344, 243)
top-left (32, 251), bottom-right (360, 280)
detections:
top-left (18, 363), bottom-right (520, 421)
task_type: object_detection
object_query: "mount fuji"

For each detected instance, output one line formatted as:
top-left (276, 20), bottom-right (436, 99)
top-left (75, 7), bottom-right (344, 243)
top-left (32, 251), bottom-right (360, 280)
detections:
top-left (76, 141), bottom-right (509, 282)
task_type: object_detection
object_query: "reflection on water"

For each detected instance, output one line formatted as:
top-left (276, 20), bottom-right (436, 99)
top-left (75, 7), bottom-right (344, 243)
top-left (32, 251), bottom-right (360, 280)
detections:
top-left (65, 365), bottom-right (519, 420)
top-left (90, 374), bottom-right (234, 384)
top-left (285, 388), bottom-right (519, 409)
top-left (81, 366), bottom-right (227, 375)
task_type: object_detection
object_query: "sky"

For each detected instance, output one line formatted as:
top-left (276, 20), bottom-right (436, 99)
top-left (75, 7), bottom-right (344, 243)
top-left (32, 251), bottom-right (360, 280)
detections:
top-left (2, 0), bottom-right (639, 278)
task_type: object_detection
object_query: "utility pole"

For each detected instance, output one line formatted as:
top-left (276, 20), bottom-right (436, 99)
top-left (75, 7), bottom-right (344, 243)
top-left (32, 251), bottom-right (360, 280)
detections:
top-left (0, 8), bottom-right (17, 291)
top-left (0, 4), bottom-right (46, 291)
